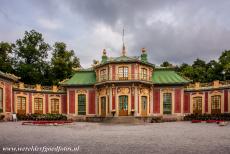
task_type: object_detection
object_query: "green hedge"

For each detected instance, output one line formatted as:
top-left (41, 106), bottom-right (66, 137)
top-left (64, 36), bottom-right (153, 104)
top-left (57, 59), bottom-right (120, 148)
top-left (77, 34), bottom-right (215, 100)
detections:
top-left (0, 115), bottom-right (5, 121)
top-left (16, 113), bottom-right (67, 121)
top-left (184, 113), bottom-right (230, 121)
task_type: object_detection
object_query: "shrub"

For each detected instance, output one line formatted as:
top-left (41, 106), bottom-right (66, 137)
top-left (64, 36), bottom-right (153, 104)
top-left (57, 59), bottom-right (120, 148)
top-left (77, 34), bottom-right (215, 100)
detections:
top-left (184, 113), bottom-right (230, 121)
top-left (16, 113), bottom-right (67, 121)
top-left (0, 115), bottom-right (5, 121)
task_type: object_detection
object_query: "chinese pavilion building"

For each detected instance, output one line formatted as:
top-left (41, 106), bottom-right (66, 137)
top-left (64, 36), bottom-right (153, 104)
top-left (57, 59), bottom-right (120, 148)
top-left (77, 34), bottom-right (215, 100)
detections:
top-left (0, 47), bottom-right (229, 120)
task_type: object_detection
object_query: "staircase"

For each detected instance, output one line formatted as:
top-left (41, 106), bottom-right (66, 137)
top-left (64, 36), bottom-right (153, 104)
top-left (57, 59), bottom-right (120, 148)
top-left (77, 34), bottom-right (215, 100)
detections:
top-left (104, 116), bottom-right (144, 124)
top-left (162, 115), bottom-right (183, 122)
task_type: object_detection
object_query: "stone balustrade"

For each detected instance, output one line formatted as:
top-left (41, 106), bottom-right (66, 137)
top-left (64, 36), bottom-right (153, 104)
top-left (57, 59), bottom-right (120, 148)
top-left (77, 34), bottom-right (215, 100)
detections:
top-left (13, 82), bottom-right (64, 92)
top-left (186, 80), bottom-right (230, 90)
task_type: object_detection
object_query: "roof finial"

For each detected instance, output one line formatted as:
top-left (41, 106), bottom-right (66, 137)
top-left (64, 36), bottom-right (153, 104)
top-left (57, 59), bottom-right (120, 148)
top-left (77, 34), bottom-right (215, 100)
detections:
top-left (122, 27), bottom-right (126, 56)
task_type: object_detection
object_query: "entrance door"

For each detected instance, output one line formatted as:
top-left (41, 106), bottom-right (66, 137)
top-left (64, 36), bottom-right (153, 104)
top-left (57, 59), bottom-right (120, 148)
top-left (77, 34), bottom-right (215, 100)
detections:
top-left (141, 96), bottom-right (147, 116)
top-left (193, 97), bottom-right (202, 114)
top-left (101, 97), bottom-right (106, 116)
top-left (163, 93), bottom-right (172, 114)
top-left (119, 95), bottom-right (128, 116)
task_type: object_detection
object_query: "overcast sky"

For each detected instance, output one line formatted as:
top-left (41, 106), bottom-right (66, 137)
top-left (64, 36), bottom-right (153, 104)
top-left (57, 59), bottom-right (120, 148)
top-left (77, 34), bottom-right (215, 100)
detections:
top-left (1, 0), bottom-right (230, 68)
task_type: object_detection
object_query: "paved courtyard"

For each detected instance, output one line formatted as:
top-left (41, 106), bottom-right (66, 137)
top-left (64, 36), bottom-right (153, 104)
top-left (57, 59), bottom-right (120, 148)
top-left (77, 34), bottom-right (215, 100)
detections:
top-left (0, 121), bottom-right (230, 154)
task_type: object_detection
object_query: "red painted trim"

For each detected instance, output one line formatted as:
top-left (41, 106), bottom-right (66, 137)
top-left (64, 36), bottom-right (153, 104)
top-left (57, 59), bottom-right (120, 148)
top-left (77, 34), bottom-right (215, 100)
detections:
top-left (205, 92), bottom-right (208, 113)
top-left (12, 91), bottom-right (15, 113)
top-left (184, 93), bottom-right (190, 113)
top-left (131, 64), bottom-right (135, 80)
top-left (5, 83), bottom-right (12, 112)
top-left (29, 93), bottom-right (32, 113)
top-left (131, 88), bottom-right (135, 110)
top-left (61, 95), bottom-right (67, 114)
top-left (112, 65), bottom-right (116, 80)
top-left (224, 90), bottom-right (228, 112)
top-left (153, 89), bottom-right (160, 113)
top-left (131, 95), bottom-right (135, 110)
top-left (69, 90), bottom-right (75, 114)
top-left (45, 94), bottom-right (48, 113)
top-left (174, 89), bottom-right (181, 113)
top-left (88, 90), bottom-right (96, 114)
top-left (112, 88), bottom-right (116, 110)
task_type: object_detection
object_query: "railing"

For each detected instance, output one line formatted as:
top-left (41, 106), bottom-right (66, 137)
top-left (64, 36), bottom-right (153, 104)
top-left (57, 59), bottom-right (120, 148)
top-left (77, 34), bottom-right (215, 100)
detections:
top-left (186, 80), bottom-right (230, 90)
top-left (96, 73), bottom-right (152, 83)
top-left (13, 83), bottom-right (65, 92)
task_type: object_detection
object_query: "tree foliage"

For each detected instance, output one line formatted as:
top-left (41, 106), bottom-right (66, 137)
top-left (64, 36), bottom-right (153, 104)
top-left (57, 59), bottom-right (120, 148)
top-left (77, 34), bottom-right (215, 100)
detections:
top-left (0, 42), bottom-right (13, 73)
top-left (13, 30), bottom-right (51, 84)
top-left (51, 42), bottom-right (80, 84)
top-left (0, 30), bottom-right (80, 85)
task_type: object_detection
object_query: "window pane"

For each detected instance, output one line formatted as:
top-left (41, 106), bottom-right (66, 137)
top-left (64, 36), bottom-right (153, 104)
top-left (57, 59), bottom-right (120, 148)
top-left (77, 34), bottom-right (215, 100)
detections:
top-left (0, 88), bottom-right (2, 109)
top-left (78, 94), bottom-right (86, 115)
top-left (34, 98), bottom-right (43, 114)
top-left (51, 98), bottom-right (59, 114)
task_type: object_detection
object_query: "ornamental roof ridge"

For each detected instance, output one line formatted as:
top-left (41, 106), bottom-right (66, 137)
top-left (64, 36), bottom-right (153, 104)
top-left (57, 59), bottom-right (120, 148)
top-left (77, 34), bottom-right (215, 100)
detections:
top-left (0, 70), bottom-right (20, 81)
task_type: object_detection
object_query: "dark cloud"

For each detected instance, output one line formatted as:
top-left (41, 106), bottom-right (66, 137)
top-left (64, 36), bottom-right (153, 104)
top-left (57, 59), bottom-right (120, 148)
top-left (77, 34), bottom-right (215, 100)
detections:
top-left (1, 0), bottom-right (230, 66)
top-left (68, 0), bottom-right (230, 64)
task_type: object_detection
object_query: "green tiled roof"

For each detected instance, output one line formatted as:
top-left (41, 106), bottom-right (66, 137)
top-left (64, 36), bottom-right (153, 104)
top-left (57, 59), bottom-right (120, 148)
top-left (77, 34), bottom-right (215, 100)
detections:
top-left (152, 68), bottom-right (190, 85)
top-left (111, 56), bottom-right (139, 62)
top-left (97, 55), bottom-right (154, 67)
top-left (61, 71), bottom-right (96, 86)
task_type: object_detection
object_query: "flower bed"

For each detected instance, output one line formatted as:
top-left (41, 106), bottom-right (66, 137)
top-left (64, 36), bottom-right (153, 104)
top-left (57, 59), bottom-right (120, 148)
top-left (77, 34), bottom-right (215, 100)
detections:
top-left (22, 121), bottom-right (73, 126)
top-left (184, 113), bottom-right (230, 121)
top-left (17, 113), bottom-right (67, 121)
top-left (191, 120), bottom-right (202, 123)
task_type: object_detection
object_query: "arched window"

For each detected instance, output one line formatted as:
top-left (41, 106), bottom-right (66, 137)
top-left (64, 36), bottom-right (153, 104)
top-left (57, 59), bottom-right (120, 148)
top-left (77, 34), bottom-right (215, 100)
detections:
top-left (51, 98), bottom-right (59, 114)
top-left (0, 88), bottom-right (3, 112)
top-left (118, 66), bottom-right (128, 80)
top-left (17, 96), bottom-right (26, 114)
top-left (141, 68), bottom-right (147, 80)
top-left (34, 98), bottom-right (43, 114)
top-left (78, 94), bottom-right (86, 115)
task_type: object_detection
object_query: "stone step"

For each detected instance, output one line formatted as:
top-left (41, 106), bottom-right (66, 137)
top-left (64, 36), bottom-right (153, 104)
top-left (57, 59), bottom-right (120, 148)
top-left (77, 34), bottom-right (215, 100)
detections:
top-left (104, 116), bottom-right (144, 124)
top-left (162, 115), bottom-right (183, 122)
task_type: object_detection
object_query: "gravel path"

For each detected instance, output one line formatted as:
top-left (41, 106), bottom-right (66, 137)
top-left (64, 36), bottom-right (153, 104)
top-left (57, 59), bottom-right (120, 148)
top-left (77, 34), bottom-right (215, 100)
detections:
top-left (0, 121), bottom-right (230, 154)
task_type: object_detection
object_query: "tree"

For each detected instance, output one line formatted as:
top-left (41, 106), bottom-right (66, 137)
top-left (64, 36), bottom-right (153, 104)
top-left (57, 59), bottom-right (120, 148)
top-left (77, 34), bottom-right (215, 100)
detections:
top-left (191, 59), bottom-right (207, 82)
top-left (160, 61), bottom-right (173, 67)
top-left (13, 30), bottom-right (51, 84)
top-left (51, 42), bottom-right (80, 84)
top-left (0, 42), bottom-right (13, 73)
top-left (178, 63), bottom-right (194, 81)
top-left (219, 50), bottom-right (230, 80)
top-left (206, 60), bottom-right (222, 82)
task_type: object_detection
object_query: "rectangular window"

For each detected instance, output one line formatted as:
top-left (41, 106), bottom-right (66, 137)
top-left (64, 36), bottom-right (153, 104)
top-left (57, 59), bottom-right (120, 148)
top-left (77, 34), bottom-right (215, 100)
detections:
top-left (51, 98), bottom-right (59, 114)
top-left (163, 93), bottom-right (172, 114)
top-left (17, 96), bottom-right (26, 114)
top-left (34, 98), bottom-right (43, 114)
top-left (78, 94), bottom-right (86, 115)
top-left (100, 69), bottom-right (107, 81)
top-left (118, 66), bottom-right (128, 80)
top-left (0, 88), bottom-right (2, 112)
top-left (193, 96), bottom-right (202, 114)
top-left (211, 95), bottom-right (221, 110)
top-left (141, 68), bottom-right (147, 80)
